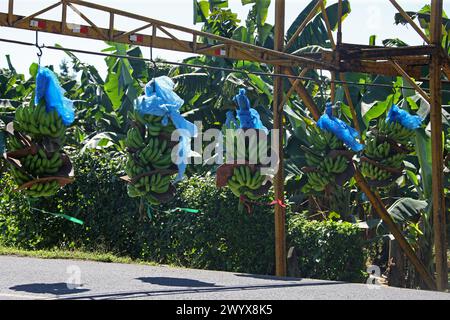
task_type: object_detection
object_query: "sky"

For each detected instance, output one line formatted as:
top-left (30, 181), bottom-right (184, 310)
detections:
top-left (0, 0), bottom-right (448, 77)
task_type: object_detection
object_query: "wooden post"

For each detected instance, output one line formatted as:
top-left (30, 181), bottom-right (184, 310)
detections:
top-left (337, 0), bottom-right (343, 46)
top-left (109, 13), bottom-right (114, 40)
top-left (430, 0), bottom-right (448, 291)
top-left (8, 0), bottom-right (13, 26)
top-left (273, 0), bottom-right (286, 277)
top-left (61, 1), bottom-right (67, 33)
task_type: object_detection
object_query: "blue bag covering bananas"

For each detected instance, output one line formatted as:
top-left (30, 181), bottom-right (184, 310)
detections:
top-left (230, 89), bottom-right (268, 134)
top-left (317, 103), bottom-right (364, 152)
top-left (34, 67), bottom-right (75, 126)
top-left (386, 104), bottom-right (422, 130)
top-left (135, 76), bottom-right (197, 182)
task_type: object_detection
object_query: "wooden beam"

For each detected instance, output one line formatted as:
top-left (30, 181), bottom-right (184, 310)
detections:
top-left (388, 0), bottom-right (430, 44)
top-left (429, 0), bottom-right (448, 292)
top-left (320, 0), bottom-right (335, 49)
top-left (12, 1), bottom-right (60, 27)
top-left (284, 67), bottom-right (321, 121)
top-left (391, 61), bottom-right (431, 103)
top-left (285, 0), bottom-right (322, 52)
top-left (340, 45), bottom-right (435, 60)
top-left (157, 25), bottom-right (192, 52)
top-left (64, 0), bottom-right (332, 69)
top-left (273, 0), bottom-right (286, 278)
top-left (67, 2), bottom-right (108, 40)
top-left (340, 58), bottom-right (425, 78)
top-left (354, 168), bottom-right (437, 290)
top-left (113, 23), bottom-right (152, 41)
top-left (280, 68), bottom-right (309, 108)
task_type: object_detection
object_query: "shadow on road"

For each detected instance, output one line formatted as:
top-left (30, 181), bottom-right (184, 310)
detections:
top-left (57, 278), bottom-right (342, 300)
top-left (234, 274), bottom-right (304, 282)
top-left (137, 277), bottom-right (220, 288)
top-left (10, 283), bottom-right (89, 295)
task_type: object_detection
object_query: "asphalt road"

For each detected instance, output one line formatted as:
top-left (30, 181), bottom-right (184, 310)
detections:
top-left (0, 255), bottom-right (449, 300)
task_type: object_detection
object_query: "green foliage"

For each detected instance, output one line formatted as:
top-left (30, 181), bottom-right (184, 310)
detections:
top-left (288, 214), bottom-right (367, 282)
top-left (0, 151), bottom-right (366, 281)
top-left (286, 0), bottom-right (351, 53)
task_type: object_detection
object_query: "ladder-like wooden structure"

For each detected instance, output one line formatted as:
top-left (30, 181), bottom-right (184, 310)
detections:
top-left (1, 0), bottom-right (448, 291)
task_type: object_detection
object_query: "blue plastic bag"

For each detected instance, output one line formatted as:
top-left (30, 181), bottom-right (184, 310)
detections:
top-left (225, 110), bottom-right (239, 129)
top-left (317, 103), bottom-right (364, 152)
top-left (135, 76), bottom-right (197, 182)
top-left (230, 89), bottom-right (268, 134)
top-left (34, 67), bottom-right (75, 126)
top-left (386, 104), bottom-right (422, 130)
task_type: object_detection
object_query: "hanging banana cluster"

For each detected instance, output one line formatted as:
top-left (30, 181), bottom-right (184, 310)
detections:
top-left (124, 111), bottom-right (176, 205)
top-left (227, 165), bottom-right (266, 200)
top-left (302, 126), bottom-right (352, 194)
top-left (359, 118), bottom-right (414, 184)
top-left (13, 101), bottom-right (66, 141)
top-left (5, 101), bottom-right (70, 197)
top-left (224, 131), bottom-right (271, 200)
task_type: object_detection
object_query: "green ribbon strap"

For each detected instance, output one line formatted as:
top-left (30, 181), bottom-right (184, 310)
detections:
top-left (31, 208), bottom-right (84, 225)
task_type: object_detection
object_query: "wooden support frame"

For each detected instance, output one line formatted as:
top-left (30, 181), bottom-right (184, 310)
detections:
top-left (284, 0), bottom-right (322, 53)
top-left (0, 0), bottom-right (448, 289)
top-left (390, 61), bottom-right (431, 103)
top-left (273, 0), bottom-right (286, 278)
top-left (354, 169), bottom-right (437, 290)
top-left (388, 0), bottom-right (430, 44)
top-left (284, 67), bottom-right (321, 120)
top-left (429, 0), bottom-right (448, 292)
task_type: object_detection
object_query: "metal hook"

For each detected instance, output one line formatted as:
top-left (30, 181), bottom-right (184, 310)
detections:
top-left (35, 31), bottom-right (44, 65)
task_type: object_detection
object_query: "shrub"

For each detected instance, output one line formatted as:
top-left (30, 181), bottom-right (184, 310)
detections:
top-left (288, 214), bottom-right (367, 282)
top-left (0, 151), bottom-right (367, 282)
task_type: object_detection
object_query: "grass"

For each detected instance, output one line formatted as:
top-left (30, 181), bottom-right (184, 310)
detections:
top-left (0, 245), bottom-right (160, 267)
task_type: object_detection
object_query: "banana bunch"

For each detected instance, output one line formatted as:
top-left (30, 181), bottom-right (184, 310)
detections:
top-left (138, 138), bottom-right (172, 170)
top-left (383, 153), bottom-right (404, 168)
top-left (130, 111), bottom-right (175, 137)
top-left (360, 118), bottom-right (412, 184)
top-left (9, 166), bottom-right (60, 198)
top-left (6, 135), bottom-right (25, 152)
top-left (124, 111), bottom-right (177, 205)
top-left (302, 172), bottom-right (334, 193)
top-left (24, 181), bottom-right (60, 198)
top-left (22, 149), bottom-right (63, 176)
top-left (319, 156), bottom-right (348, 174)
top-left (364, 138), bottom-right (391, 160)
top-left (302, 125), bottom-right (351, 195)
top-left (124, 124), bottom-right (174, 171)
top-left (305, 152), bottom-right (322, 167)
top-left (127, 173), bottom-right (172, 202)
top-left (9, 167), bottom-right (33, 186)
top-left (7, 147), bottom-right (65, 197)
top-left (378, 119), bottom-right (415, 146)
top-left (125, 127), bottom-right (145, 149)
top-left (13, 101), bottom-right (66, 140)
top-left (227, 166), bottom-right (266, 200)
top-left (360, 161), bottom-right (391, 181)
top-left (5, 89), bottom-right (72, 198)
top-left (307, 126), bottom-right (343, 152)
